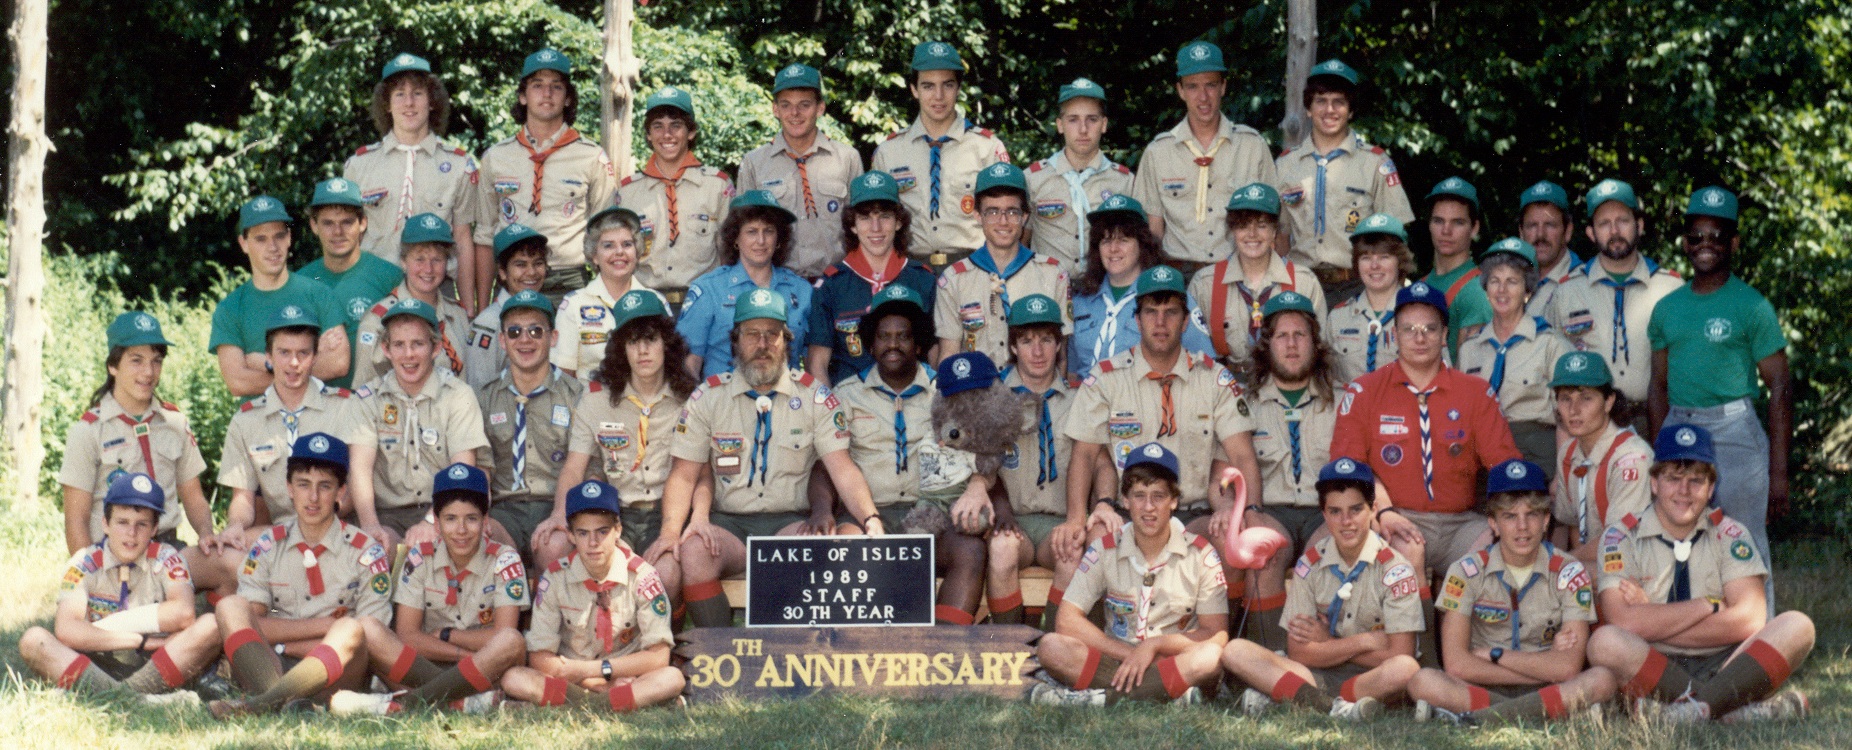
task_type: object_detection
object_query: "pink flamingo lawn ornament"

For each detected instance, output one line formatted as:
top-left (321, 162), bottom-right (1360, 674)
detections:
top-left (1219, 466), bottom-right (1289, 569)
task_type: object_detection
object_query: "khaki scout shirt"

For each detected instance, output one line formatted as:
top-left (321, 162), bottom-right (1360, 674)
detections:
top-left (60, 394), bottom-right (206, 538)
top-left (869, 111), bottom-right (1011, 262)
top-left (569, 382), bottom-right (684, 509)
top-left (218, 379), bottom-right (358, 523)
top-left (616, 156), bottom-right (733, 291)
top-left (1065, 349), bottom-right (1255, 509)
top-left (58, 541), bottom-right (190, 622)
top-left (737, 132), bottom-right (864, 277)
top-left (1456, 315), bottom-right (1568, 426)
top-left (1528, 252), bottom-right (1577, 320)
top-left (464, 292), bottom-right (511, 390)
top-left (395, 540), bottom-right (530, 632)
top-left (998, 368), bottom-right (1081, 517)
top-left (1553, 425), bottom-right (1654, 547)
top-left (1066, 519), bottom-right (1228, 645)
top-left (343, 132), bottom-right (480, 263)
top-left (1597, 507), bottom-right (1768, 656)
top-left (1132, 117), bottom-right (1277, 264)
top-left (475, 127), bottom-right (617, 271)
top-left (549, 280), bottom-right (665, 379)
top-left (932, 249), bottom-right (1071, 365)
top-left (1284, 532), bottom-right (1425, 637)
top-left (477, 366), bottom-right (583, 504)
top-left (1024, 151), bottom-right (1133, 274)
top-left (671, 369), bottom-right (853, 515)
top-left (1327, 291), bottom-right (1401, 386)
top-left (352, 370), bottom-right (489, 510)
top-left (527, 548), bottom-right (673, 660)
top-left (1275, 133), bottom-right (1414, 270)
top-left (352, 286), bottom-right (473, 386)
top-left (1187, 255), bottom-right (1328, 367)
top-left (237, 519), bottom-right (393, 621)
top-left (1248, 380), bottom-right (1338, 509)
top-left (1437, 545), bottom-right (1594, 655)
top-left (1545, 257), bottom-right (1683, 401)
top-left (836, 366), bottom-right (936, 508)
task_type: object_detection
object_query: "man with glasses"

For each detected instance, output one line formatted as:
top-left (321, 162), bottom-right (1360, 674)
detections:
top-left (477, 290), bottom-right (583, 566)
top-left (933, 163), bottom-right (1070, 365)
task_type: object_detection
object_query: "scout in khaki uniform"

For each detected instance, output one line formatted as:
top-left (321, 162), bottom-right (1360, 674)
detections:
top-left (1407, 460), bottom-right (1615, 726)
top-left (18, 474), bottom-right (224, 702)
top-left (297, 177), bottom-right (406, 389)
top-left (343, 53), bottom-right (483, 310)
top-left (666, 291), bottom-right (883, 628)
top-left (476, 48), bottom-right (615, 299)
top-left (833, 285), bottom-right (938, 530)
top-left (327, 465), bottom-right (530, 715)
top-left (352, 213), bottom-right (473, 385)
top-left (1222, 459), bottom-right (1421, 720)
top-left (1275, 59), bottom-right (1413, 300)
top-left (618, 86), bottom-right (734, 300)
top-left (502, 481), bottom-right (686, 712)
top-left (738, 63), bottom-right (865, 277)
top-left (804, 170), bottom-right (940, 385)
top-left (870, 41), bottom-right (1011, 266)
top-left (1549, 352), bottom-right (1653, 569)
top-left (1517, 181), bottom-right (1577, 319)
top-left (1187, 183), bottom-right (1327, 370)
top-left (464, 223), bottom-right (551, 388)
top-left (1422, 177), bottom-right (1493, 361)
top-left (1031, 443), bottom-right (1228, 706)
top-left (1326, 214), bottom-right (1417, 385)
top-left (1067, 194), bottom-right (1214, 378)
top-left (554, 207), bottom-right (665, 380)
top-left (1133, 41), bottom-right (1278, 270)
top-left (932, 163), bottom-right (1071, 365)
top-left (477, 291), bottom-right (584, 565)
top-left (1457, 237), bottom-right (1569, 477)
top-left (1545, 179), bottom-right (1683, 417)
top-left (348, 298), bottom-right (490, 546)
top-left (1587, 425), bottom-right (1816, 724)
top-left (1025, 78), bottom-right (1133, 274)
top-left (211, 196), bottom-right (351, 397)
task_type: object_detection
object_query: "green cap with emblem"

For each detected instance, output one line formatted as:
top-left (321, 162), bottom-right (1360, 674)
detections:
top-left (106, 311), bottom-right (173, 349)
top-left (644, 86), bottom-right (694, 115)
top-left (264, 303), bottom-right (321, 334)
top-left (493, 222), bottom-right (547, 257)
top-left (974, 162), bottom-right (1028, 196)
top-left (1481, 237), bottom-right (1537, 267)
top-left (772, 63), bottom-right (822, 95)
top-left (1135, 265), bottom-right (1187, 299)
top-left (1307, 58), bottom-right (1360, 86)
top-left (310, 177), bottom-right (364, 208)
top-left (1057, 77), bottom-right (1107, 106)
top-left (584, 204), bottom-right (641, 231)
top-left (1008, 293), bottom-right (1063, 328)
top-left (610, 289), bottom-right (670, 332)
top-left (401, 212), bottom-right (454, 245)
top-left (380, 297), bottom-right (439, 328)
top-left (910, 41), bottom-right (963, 72)
top-left (1426, 176), bottom-right (1480, 212)
top-left (1087, 193), bottom-right (1146, 222)
top-left (500, 289), bottom-right (555, 320)
top-left (1350, 213), bottom-right (1407, 243)
top-left (522, 48), bottom-right (570, 79)
top-left (1519, 180), bottom-right (1570, 216)
top-left (730, 190), bottom-right (797, 223)
top-left (1684, 185), bottom-right (1738, 222)
top-left (1226, 182), bottom-right (1281, 215)
top-left (849, 171), bottom-right (901, 207)
top-left (237, 195), bottom-right (291, 232)
top-left (1175, 41), bottom-right (1226, 78)
top-left (1584, 178), bottom-right (1638, 220)
top-left (1261, 290), bottom-right (1316, 320)
top-left (733, 287), bottom-right (789, 325)
top-left (381, 52), bottom-right (432, 81)
top-left (1549, 350), bottom-right (1613, 389)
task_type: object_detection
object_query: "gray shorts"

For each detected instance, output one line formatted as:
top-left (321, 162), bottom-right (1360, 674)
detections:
top-left (1399, 509), bottom-right (1491, 573)
top-left (1261, 505), bottom-right (1326, 560)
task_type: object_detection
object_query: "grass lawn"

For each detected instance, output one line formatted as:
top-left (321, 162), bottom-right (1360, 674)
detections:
top-left (2, 508), bottom-right (1848, 749)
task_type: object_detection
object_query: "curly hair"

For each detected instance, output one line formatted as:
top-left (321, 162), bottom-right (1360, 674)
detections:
top-left (1351, 234), bottom-right (1417, 278)
top-left (718, 205), bottom-right (795, 267)
top-left (1248, 309), bottom-right (1336, 405)
top-left (1076, 212), bottom-right (1164, 297)
top-left (841, 199), bottom-right (913, 259)
top-left (598, 315), bottom-right (698, 406)
top-left (369, 71), bottom-right (451, 137)
top-left (510, 69), bottom-right (579, 127)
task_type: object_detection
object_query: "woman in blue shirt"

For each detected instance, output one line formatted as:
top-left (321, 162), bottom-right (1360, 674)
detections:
top-left (677, 191), bottom-right (813, 378)
top-left (1067, 194), bottom-right (1212, 376)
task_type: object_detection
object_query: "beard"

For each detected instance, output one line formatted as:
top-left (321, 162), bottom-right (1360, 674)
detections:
top-left (1270, 356), bottom-right (1314, 384)
top-left (1600, 234), bottom-right (1638, 260)
top-left (740, 355), bottom-right (784, 389)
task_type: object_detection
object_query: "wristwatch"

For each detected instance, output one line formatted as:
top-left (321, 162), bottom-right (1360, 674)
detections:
top-left (1094, 497), bottom-right (1117, 513)
top-left (601, 659), bottom-right (614, 681)
top-left (440, 627), bottom-right (454, 643)
top-left (1489, 647), bottom-right (1504, 665)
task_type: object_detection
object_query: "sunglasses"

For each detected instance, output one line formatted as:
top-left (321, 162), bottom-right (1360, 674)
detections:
top-left (504, 324), bottom-right (550, 340)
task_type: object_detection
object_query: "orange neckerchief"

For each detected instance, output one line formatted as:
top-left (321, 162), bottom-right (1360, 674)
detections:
top-left (642, 152), bottom-right (703, 245)
top-left (516, 126), bottom-right (582, 215)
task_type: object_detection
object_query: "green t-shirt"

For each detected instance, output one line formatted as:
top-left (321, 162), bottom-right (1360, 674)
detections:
top-left (1648, 275), bottom-right (1785, 408)
top-left (298, 254), bottom-right (404, 388)
top-left (208, 273), bottom-right (345, 358)
top-left (1424, 261), bottom-right (1493, 362)
top-left (1109, 284), bottom-right (1132, 301)
top-left (1280, 387), bottom-right (1307, 407)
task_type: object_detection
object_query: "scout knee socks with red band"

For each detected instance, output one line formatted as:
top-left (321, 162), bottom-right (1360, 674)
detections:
top-left (685, 580), bottom-right (732, 628)
top-left (225, 628), bottom-right (283, 693)
top-left (1245, 592), bottom-right (1288, 652)
top-left (120, 647), bottom-right (189, 694)
top-left (1476, 684), bottom-right (1571, 724)
top-left (56, 655), bottom-right (120, 694)
top-left (1040, 587), bottom-right (1065, 631)
top-left (400, 655), bottom-right (497, 709)
top-left (538, 676), bottom-right (640, 712)
top-left (1625, 649), bottom-right (1696, 702)
top-left (988, 591), bottom-right (1024, 625)
top-left (935, 605), bottom-right (975, 625)
top-left (386, 643), bottom-right (444, 687)
top-left (1071, 648), bottom-right (1192, 704)
top-left (1694, 640), bottom-right (1795, 717)
top-left (1267, 671), bottom-right (1336, 712)
top-left (249, 644), bottom-right (344, 710)
top-left (1418, 585), bottom-right (1440, 668)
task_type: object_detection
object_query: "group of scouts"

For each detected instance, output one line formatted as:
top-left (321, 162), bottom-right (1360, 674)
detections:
top-left (22, 37), bottom-right (1813, 727)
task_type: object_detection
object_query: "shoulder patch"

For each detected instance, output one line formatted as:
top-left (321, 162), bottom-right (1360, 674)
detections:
top-left (822, 265), bottom-right (842, 277)
top-left (626, 554), bottom-right (645, 572)
top-left (949, 260), bottom-right (972, 274)
top-left (354, 144), bottom-right (373, 156)
top-left (620, 174), bottom-right (638, 187)
top-left (322, 386), bottom-right (352, 398)
top-left (1621, 513), bottom-right (1640, 531)
top-left (796, 371), bottom-right (816, 387)
top-left (1375, 547), bottom-right (1396, 564)
top-left (159, 400), bottom-right (179, 411)
top-left (885, 131), bottom-right (904, 141)
top-left (1026, 161), bottom-right (1045, 173)
top-left (1113, 164), bottom-right (1131, 175)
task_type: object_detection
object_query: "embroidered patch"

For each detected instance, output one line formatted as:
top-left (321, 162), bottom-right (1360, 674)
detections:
top-left (506, 578), bottom-right (526, 601)
top-left (714, 434), bottom-right (744, 455)
top-left (1576, 588), bottom-right (1592, 608)
top-left (1107, 415), bottom-right (1142, 440)
top-left (1730, 540), bottom-right (1753, 560)
top-left (490, 412), bottom-right (507, 425)
top-left (494, 179), bottom-right (521, 196)
top-left (1458, 555), bottom-right (1480, 578)
top-left (1035, 201), bottom-right (1066, 219)
top-left (1602, 551), bottom-right (1625, 573)
top-left (371, 572), bottom-right (391, 594)
top-left (1557, 560), bottom-right (1590, 592)
top-left (1380, 444), bottom-right (1403, 465)
top-left (1472, 601), bottom-right (1510, 623)
top-left (552, 404), bottom-right (571, 427)
top-left (1443, 575), bottom-right (1466, 598)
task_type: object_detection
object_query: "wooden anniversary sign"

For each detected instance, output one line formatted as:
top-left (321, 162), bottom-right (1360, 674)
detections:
top-left (675, 625), bottom-right (1042, 701)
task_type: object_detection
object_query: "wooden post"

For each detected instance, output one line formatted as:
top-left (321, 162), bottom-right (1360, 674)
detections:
top-left (3, 0), bottom-right (50, 512)
top-left (1279, 0), bottom-right (1317, 150)
top-left (602, 0), bottom-right (641, 178)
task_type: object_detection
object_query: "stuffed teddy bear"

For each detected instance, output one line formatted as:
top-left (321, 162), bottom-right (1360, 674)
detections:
top-left (904, 352), bottom-right (1032, 536)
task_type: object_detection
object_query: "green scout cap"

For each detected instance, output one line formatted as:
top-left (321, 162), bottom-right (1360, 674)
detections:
top-left (381, 52), bottom-right (432, 81)
top-left (868, 283), bottom-right (926, 316)
top-left (730, 190), bottom-right (798, 223)
top-left (1008, 294), bottom-right (1063, 328)
top-left (1087, 193), bottom-right (1146, 222)
top-left (500, 289), bottom-right (555, 320)
top-left (1226, 182), bottom-right (1281, 215)
top-left (1685, 186), bottom-right (1738, 222)
top-left (381, 297), bottom-right (439, 328)
top-left (1307, 59), bottom-right (1360, 86)
top-left (106, 311), bottom-right (173, 349)
top-left (1549, 350), bottom-right (1613, 389)
top-left (1519, 180), bottom-right (1570, 216)
top-left (1261, 290), bottom-right (1316, 319)
top-left (1426, 176), bottom-right (1480, 212)
top-left (493, 222), bottom-right (546, 257)
top-left (310, 178), bottom-right (364, 208)
top-left (238, 195), bottom-right (291, 232)
top-left (1176, 41), bottom-right (1226, 78)
top-left (1482, 237), bottom-right (1537, 267)
top-left (733, 287), bottom-right (788, 325)
top-left (850, 171), bottom-right (901, 207)
top-left (644, 86), bottom-right (694, 116)
top-left (401, 212), bottom-right (454, 245)
top-left (910, 41), bottom-right (963, 72)
top-left (610, 289), bottom-right (670, 331)
top-left (522, 48), bottom-right (571, 79)
top-left (1585, 179), bottom-right (1638, 220)
top-left (1057, 77), bottom-right (1107, 106)
top-left (1350, 213), bottom-right (1407, 243)
top-left (265, 303), bottom-right (321, 334)
top-left (1136, 265), bottom-right (1187, 299)
top-left (974, 162), bottom-right (1028, 196)
top-left (773, 63), bottom-right (822, 95)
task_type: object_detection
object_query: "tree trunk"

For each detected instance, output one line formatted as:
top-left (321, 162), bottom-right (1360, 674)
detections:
top-left (1279, 0), bottom-right (1317, 150)
top-left (603, 0), bottom-right (642, 178)
top-left (3, 0), bottom-right (50, 512)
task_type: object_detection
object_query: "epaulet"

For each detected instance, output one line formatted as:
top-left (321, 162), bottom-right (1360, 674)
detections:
top-left (354, 142), bottom-right (378, 156)
top-left (796, 371), bottom-right (816, 387)
top-left (1547, 550), bottom-right (1566, 573)
top-left (1200, 352), bottom-right (1217, 368)
top-left (1231, 123), bottom-right (1262, 136)
top-left (370, 300), bottom-right (393, 317)
top-left (1375, 547), bottom-right (1396, 564)
top-left (547, 557), bottom-right (567, 573)
top-left (620, 174), bottom-right (638, 187)
top-left (80, 408), bottom-right (100, 423)
top-left (159, 400), bottom-right (179, 411)
top-left (271, 524), bottom-right (288, 541)
top-left (1037, 255), bottom-right (1059, 265)
top-left (322, 385), bottom-right (352, 398)
top-left (1477, 548), bottom-right (1492, 566)
top-left (1150, 129), bottom-right (1177, 142)
top-left (588, 381), bottom-right (605, 393)
top-left (1065, 375), bottom-right (1083, 389)
top-left (705, 374), bottom-right (725, 388)
top-left (1333, 296), bottom-right (1356, 309)
top-left (1278, 148), bottom-right (1292, 158)
top-left (1098, 532), bottom-right (1117, 550)
top-left (627, 554), bottom-right (646, 572)
top-left (710, 168), bottom-right (731, 182)
top-left (350, 530), bottom-right (373, 550)
top-left (85, 548), bottom-right (105, 571)
top-left (1663, 269), bottom-right (1683, 279)
top-left (445, 144), bottom-right (467, 156)
top-left (1371, 145), bottom-right (1386, 155)
top-left (416, 542), bottom-right (436, 557)
top-left (1098, 358), bottom-right (1118, 373)
top-left (948, 260), bottom-right (973, 274)
top-left (1189, 534), bottom-right (1211, 550)
top-left (885, 130), bottom-right (905, 141)
top-left (1620, 513), bottom-right (1640, 531)
top-left (1113, 164), bottom-right (1131, 174)
top-left (1707, 507), bottom-right (1726, 527)
top-left (240, 399), bottom-right (261, 413)
top-left (1532, 315), bottom-right (1551, 332)
top-left (822, 265), bottom-right (842, 277)
top-left (1302, 546), bottom-right (1322, 566)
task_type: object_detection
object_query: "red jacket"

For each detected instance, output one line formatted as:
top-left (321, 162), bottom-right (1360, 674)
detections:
top-left (1331, 361), bottom-right (1520, 514)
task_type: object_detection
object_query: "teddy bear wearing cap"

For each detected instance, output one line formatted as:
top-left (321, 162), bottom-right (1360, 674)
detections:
top-left (902, 352), bottom-right (1033, 536)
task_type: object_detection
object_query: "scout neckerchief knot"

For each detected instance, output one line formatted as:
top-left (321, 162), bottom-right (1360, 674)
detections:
top-left (1326, 557), bottom-right (1369, 637)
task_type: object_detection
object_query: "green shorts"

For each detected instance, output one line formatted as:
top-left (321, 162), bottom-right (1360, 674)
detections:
top-left (376, 505), bottom-right (430, 536)
top-left (489, 498), bottom-right (554, 561)
top-left (622, 505), bottom-right (663, 553)
top-left (1015, 512), bottom-right (1065, 549)
top-left (1309, 663), bottom-right (1371, 695)
top-left (1668, 648), bottom-right (1737, 683)
top-left (711, 511), bottom-right (809, 543)
top-left (1173, 504), bottom-right (1213, 526)
top-left (1261, 505), bottom-right (1326, 559)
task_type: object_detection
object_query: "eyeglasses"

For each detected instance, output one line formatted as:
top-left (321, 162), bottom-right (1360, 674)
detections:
top-left (1684, 230), bottom-right (1733, 246)
top-left (738, 329), bottom-right (784, 344)
top-left (504, 324), bottom-right (549, 340)
top-left (980, 208), bottom-right (1026, 221)
top-left (1396, 323), bottom-right (1443, 339)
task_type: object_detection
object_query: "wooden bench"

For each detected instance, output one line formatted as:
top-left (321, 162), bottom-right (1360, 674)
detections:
top-left (719, 566), bottom-right (1056, 616)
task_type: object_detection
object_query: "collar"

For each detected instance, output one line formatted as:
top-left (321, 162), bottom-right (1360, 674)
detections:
top-left (93, 392), bottom-right (166, 422)
top-left (1541, 252), bottom-right (1576, 282)
top-left (1639, 504), bottom-right (1720, 543)
top-left (841, 250), bottom-right (910, 288)
top-left (382, 131), bottom-right (439, 154)
top-left (857, 363), bottom-right (934, 394)
top-left (1113, 517), bottom-right (1195, 563)
top-left (430, 539), bottom-right (493, 578)
top-left (1002, 365), bottom-right (1076, 395)
top-left (264, 377), bottom-right (337, 413)
top-left (722, 263), bottom-right (798, 291)
top-left (1471, 314), bottom-right (1544, 346)
top-left (1045, 150), bottom-right (1112, 174)
top-left (1574, 254), bottom-right (1665, 283)
top-left (1314, 530), bottom-right (1388, 570)
top-left (1256, 379), bottom-right (1324, 407)
top-left (772, 131), bottom-right (838, 159)
top-left (564, 547), bottom-right (636, 587)
top-left (1383, 360), bottom-right (1459, 392)
top-left (1164, 115), bottom-right (1237, 146)
top-left (905, 110), bottom-right (971, 141)
top-left (620, 382), bottom-right (673, 409)
top-left (1133, 346), bottom-right (1208, 378)
top-left (1220, 253), bottom-right (1293, 285)
top-left (969, 245), bottom-right (1036, 280)
top-left (1573, 422), bottom-right (1631, 462)
top-left (642, 152), bottom-right (704, 181)
top-left (497, 364), bottom-right (567, 393)
top-left (730, 368), bottom-right (801, 399)
top-left (383, 367), bottom-right (450, 401)
top-left (286, 517), bottom-right (354, 548)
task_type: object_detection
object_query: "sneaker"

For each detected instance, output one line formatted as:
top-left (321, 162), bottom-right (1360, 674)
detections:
top-left (141, 690), bottom-right (202, 707)
top-left (191, 668), bottom-right (238, 703)
top-left (1170, 686), bottom-right (1203, 706)
top-left (1329, 696), bottom-right (1383, 721)
top-left (207, 698), bottom-right (256, 720)
top-left (449, 690), bottom-right (504, 714)
top-left (329, 690), bottom-right (402, 716)
top-left (1240, 687), bottom-right (1275, 717)
top-left (1028, 682), bottom-right (1106, 707)
top-left (1413, 699), bottom-right (1432, 722)
top-left (1635, 696), bottom-right (1709, 724)
top-left (1432, 707), bottom-right (1479, 727)
top-left (1720, 691), bottom-right (1808, 723)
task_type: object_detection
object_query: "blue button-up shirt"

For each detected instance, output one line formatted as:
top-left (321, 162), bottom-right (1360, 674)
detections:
top-left (1067, 285), bottom-right (1214, 377)
top-left (677, 263), bottom-right (813, 379)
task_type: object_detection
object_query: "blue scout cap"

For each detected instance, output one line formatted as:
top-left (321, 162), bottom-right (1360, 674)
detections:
top-left (1685, 186), bottom-right (1739, 222)
top-left (1317, 457), bottom-right (1374, 485)
top-left (1585, 179), bottom-right (1639, 220)
top-left (1654, 424), bottom-right (1716, 465)
top-left (289, 432), bottom-right (349, 471)
top-left (1057, 77), bottom-right (1107, 106)
top-left (733, 287), bottom-right (789, 325)
top-left (1087, 193), bottom-right (1146, 222)
top-left (1307, 58), bottom-right (1361, 87)
top-left (493, 222), bottom-right (546, 258)
top-left (1520, 180), bottom-right (1571, 217)
top-left (1482, 237), bottom-right (1538, 268)
top-left (500, 289), bottom-right (555, 320)
top-left (1487, 459), bottom-right (1549, 495)
top-left (1350, 213), bottom-right (1408, 243)
top-left (265, 304), bottom-right (320, 334)
top-left (1549, 351), bottom-right (1613, 389)
top-left (1135, 265), bottom-right (1187, 300)
top-left (106, 312), bottom-right (173, 349)
top-left (773, 63), bottom-right (823, 95)
top-left (610, 289), bottom-right (670, 332)
top-left (1123, 442), bottom-right (1181, 482)
top-left (1427, 176), bottom-right (1480, 212)
top-left (1176, 41), bottom-right (1227, 78)
top-left (401, 212), bottom-right (454, 246)
top-left (850, 171), bottom-right (901, 206)
top-left (730, 190), bottom-right (798, 223)
top-left (238, 195), bottom-right (291, 232)
top-left (1261, 290), bottom-right (1316, 320)
top-left (1008, 294), bottom-right (1063, 328)
top-left (936, 352), bottom-right (999, 397)
top-left (1395, 280), bottom-right (1449, 319)
top-left (103, 472), bottom-right (165, 515)
top-left (974, 162), bottom-right (1028, 196)
top-left (644, 86), bottom-right (694, 115)
top-left (381, 297), bottom-right (439, 328)
top-left (522, 48), bottom-right (571, 79)
top-left (310, 177), bottom-right (365, 208)
top-left (1226, 182), bottom-right (1281, 215)
top-left (381, 52), bottom-right (432, 81)
top-left (565, 480), bottom-right (621, 519)
top-left (910, 41), bottom-right (964, 72)
top-left (433, 462), bottom-right (489, 499)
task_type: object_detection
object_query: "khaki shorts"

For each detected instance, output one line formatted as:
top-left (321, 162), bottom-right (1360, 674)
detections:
top-left (489, 498), bottom-right (554, 561)
top-left (1016, 512), bottom-right (1065, 549)
top-left (377, 505), bottom-right (430, 536)
top-left (712, 511), bottom-right (809, 543)
top-left (1261, 506), bottom-right (1326, 559)
top-left (1398, 509), bottom-right (1491, 572)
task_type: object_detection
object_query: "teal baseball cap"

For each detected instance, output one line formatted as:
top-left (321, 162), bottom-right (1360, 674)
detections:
top-left (860, 284), bottom-right (933, 350)
top-left (1482, 237), bottom-right (1537, 267)
top-left (265, 303), bottom-right (321, 334)
top-left (1549, 350), bottom-right (1613, 389)
top-left (610, 289), bottom-right (670, 332)
top-left (730, 190), bottom-right (797, 223)
top-left (522, 48), bottom-right (570, 79)
top-left (1350, 213), bottom-right (1408, 243)
top-left (1307, 58), bottom-right (1360, 86)
top-left (1685, 186), bottom-right (1738, 222)
top-left (1426, 176), bottom-right (1480, 212)
top-left (500, 289), bottom-right (555, 320)
top-left (1136, 265), bottom-right (1187, 299)
top-left (1176, 41), bottom-right (1226, 78)
top-left (644, 86), bottom-right (694, 115)
top-left (733, 287), bottom-right (789, 325)
top-left (381, 52), bottom-right (432, 81)
top-left (973, 162), bottom-right (1028, 196)
top-left (1008, 294), bottom-right (1063, 328)
top-left (910, 41), bottom-right (963, 72)
top-left (238, 195), bottom-right (291, 232)
top-left (1261, 290), bottom-right (1316, 320)
top-left (1585, 179), bottom-right (1639, 220)
top-left (1519, 180), bottom-right (1570, 217)
top-left (106, 311), bottom-right (172, 349)
top-left (381, 297), bottom-right (439, 328)
top-left (1087, 193), bottom-right (1146, 222)
top-left (310, 177), bottom-right (364, 208)
top-left (400, 212), bottom-right (454, 245)
top-left (1057, 77), bottom-right (1107, 106)
top-left (1226, 182), bottom-right (1281, 215)
top-left (773, 63), bottom-right (823, 95)
top-left (493, 222), bottom-right (546, 258)
top-left (849, 171), bottom-right (901, 206)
